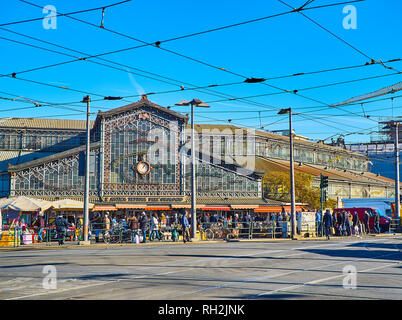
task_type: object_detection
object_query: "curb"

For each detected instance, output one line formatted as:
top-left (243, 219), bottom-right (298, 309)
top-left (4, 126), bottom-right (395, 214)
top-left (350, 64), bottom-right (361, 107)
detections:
top-left (1, 233), bottom-right (401, 251)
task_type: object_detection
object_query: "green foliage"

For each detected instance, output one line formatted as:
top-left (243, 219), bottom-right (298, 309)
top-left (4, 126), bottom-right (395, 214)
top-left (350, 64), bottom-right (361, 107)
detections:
top-left (263, 171), bottom-right (322, 209)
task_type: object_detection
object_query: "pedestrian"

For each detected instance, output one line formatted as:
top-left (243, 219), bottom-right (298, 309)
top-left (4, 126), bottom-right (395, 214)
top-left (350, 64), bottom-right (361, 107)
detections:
top-left (337, 211), bottom-right (344, 236)
top-left (344, 211), bottom-right (351, 236)
top-left (54, 213), bottom-right (72, 245)
top-left (323, 209), bottom-right (333, 240)
top-left (181, 211), bottom-right (192, 243)
top-left (139, 212), bottom-right (148, 243)
top-left (363, 210), bottom-right (370, 234)
top-left (150, 213), bottom-right (162, 241)
top-left (315, 210), bottom-right (322, 236)
top-left (373, 210), bottom-right (381, 234)
top-left (352, 211), bottom-right (358, 229)
top-left (210, 213), bottom-right (218, 223)
top-left (128, 214), bottom-right (138, 230)
top-left (104, 212), bottom-right (111, 232)
top-left (353, 220), bottom-right (361, 237)
top-left (232, 213), bottom-right (240, 238)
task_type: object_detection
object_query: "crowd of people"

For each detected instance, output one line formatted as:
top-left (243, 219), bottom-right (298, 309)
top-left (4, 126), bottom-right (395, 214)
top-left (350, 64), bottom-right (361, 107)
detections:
top-left (88, 210), bottom-right (194, 244)
top-left (48, 207), bottom-right (384, 245)
top-left (318, 209), bottom-right (382, 240)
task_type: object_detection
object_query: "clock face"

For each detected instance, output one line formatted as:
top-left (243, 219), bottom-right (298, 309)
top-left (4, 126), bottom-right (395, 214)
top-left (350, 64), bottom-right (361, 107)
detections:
top-left (136, 161), bottom-right (150, 175)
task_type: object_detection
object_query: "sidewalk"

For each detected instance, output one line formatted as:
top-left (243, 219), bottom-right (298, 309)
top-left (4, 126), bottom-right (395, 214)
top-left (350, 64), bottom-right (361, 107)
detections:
top-left (1, 232), bottom-right (401, 251)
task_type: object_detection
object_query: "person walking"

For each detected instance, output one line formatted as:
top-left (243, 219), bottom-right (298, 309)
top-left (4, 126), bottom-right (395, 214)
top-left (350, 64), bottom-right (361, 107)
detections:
top-left (139, 212), bottom-right (149, 243)
top-left (323, 209), bottom-right (333, 240)
top-left (363, 210), bottom-right (370, 234)
top-left (150, 213), bottom-right (162, 241)
top-left (104, 212), bottom-right (111, 232)
top-left (181, 211), bottom-right (192, 243)
top-left (352, 211), bottom-right (358, 229)
top-left (315, 210), bottom-right (322, 237)
top-left (344, 211), bottom-right (351, 236)
top-left (55, 213), bottom-right (72, 245)
top-left (373, 210), bottom-right (381, 234)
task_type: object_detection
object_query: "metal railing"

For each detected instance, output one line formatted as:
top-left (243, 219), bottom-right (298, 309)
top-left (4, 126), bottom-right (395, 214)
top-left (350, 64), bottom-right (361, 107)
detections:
top-left (200, 221), bottom-right (291, 240)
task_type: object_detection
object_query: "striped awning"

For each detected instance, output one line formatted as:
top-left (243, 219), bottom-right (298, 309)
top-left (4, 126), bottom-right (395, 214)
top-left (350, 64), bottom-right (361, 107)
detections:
top-left (92, 205), bottom-right (117, 211)
top-left (115, 204), bottom-right (147, 209)
top-left (254, 207), bottom-right (282, 213)
top-left (202, 206), bottom-right (231, 211)
top-left (171, 204), bottom-right (206, 209)
top-left (231, 205), bottom-right (259, 209)
top-left (254, 206), bottom-right (303, 213)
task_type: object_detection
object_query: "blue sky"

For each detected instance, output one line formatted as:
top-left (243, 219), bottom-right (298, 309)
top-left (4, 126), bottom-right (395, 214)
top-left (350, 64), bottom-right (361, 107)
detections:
top-left (0, 0), bottom-right (401, 143)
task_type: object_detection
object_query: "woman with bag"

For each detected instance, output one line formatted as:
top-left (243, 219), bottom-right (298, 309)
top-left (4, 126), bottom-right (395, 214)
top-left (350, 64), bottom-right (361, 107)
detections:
top-left (150, 213), bottom-right (162, 241)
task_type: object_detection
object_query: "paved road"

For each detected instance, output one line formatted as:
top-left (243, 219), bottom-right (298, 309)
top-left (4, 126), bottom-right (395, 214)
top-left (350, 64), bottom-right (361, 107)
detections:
top-left (1, 236), bottom-right (401, 300)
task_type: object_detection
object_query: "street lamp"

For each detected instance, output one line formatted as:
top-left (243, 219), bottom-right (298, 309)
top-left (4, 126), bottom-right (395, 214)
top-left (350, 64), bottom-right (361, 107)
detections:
top-left (80, 95), bottom-right (91, 245)
top-left (278, 108), bottom-right (296, 239)
top-left (175, 99), bottom-right (210, 239)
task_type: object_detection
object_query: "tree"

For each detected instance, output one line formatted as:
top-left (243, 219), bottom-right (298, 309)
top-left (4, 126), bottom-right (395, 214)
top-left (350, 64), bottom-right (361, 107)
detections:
top-left (263, 171), bottom-right (323, 209)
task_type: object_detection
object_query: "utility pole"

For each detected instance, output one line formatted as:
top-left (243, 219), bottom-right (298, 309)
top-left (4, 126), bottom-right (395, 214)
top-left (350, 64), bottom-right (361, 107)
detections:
top-left (80, 95), bottom-right (91, 245)
top-left (289, 109), bottom-right (296, 239)
top-left (395, 122), bottom-right (400, 228)
top-left (175, 99), bottom-right (210, 239)
top-left (278, 108), bottom-right (296, 238)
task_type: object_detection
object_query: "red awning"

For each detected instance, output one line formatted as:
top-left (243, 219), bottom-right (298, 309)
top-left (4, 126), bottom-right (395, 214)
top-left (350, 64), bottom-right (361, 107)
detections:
top-left (145, 206), bottom-right (171, 210)
top-left (202, 206), bottom-right (231, 211)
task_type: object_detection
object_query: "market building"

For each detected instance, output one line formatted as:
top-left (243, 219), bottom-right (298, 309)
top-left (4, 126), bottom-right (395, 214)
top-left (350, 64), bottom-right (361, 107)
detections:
top-left (0, 96), bottom-right (397, 213)
top-left (4, 96), bottom-right (274, 215)
top-left (191, 124), bottom-right (396, 200)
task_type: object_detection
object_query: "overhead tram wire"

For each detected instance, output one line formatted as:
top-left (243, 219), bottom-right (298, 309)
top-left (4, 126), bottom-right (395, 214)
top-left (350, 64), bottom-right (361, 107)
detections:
top-left (4, 24), bottom-right (399, 101)
top-left (3, 33), bottom-right (396, 120)
top-left (0, 35), bottom-right (281, 113)
top-left (278, 0), bottom-right (401, 74)
top-left (18, 0), bottom-right (368, 113)
top-left (3, 28), bottom-right (400, 112)
top-left (7, 0), bottom-right (390, 126)
top-left (8, 0), bottom-right (387, 118)
top-left (0, 0), bottom-right (131, 27)
top-left (2, 31), bottom-right (398, 126)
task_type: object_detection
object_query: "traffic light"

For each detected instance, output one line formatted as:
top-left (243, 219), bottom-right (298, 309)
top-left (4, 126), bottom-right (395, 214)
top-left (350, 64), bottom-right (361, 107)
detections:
top-left (320, 174), bottom-right (329, 189)
top-left (322, 189), bottom-right (327, 203)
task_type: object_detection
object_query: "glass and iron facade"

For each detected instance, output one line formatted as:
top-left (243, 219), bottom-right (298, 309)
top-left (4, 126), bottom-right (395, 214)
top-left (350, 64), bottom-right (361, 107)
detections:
top-left (7, 98), bottom-right (264, 205)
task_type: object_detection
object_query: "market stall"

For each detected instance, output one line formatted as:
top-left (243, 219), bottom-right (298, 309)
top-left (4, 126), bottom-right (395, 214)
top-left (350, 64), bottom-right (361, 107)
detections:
top-left (0, 196), bottom-right (52, 246)
top-left (45, 199), bottom-right (95, 242)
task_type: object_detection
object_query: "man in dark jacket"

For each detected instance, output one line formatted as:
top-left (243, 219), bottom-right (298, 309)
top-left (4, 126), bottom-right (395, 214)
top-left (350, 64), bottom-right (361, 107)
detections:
top-left (363, 211), bottom-right (370, 234)
top-left (139, 212), bottom-right (148, 243)
top-left (323, 209), bottom-right (333, 240)
top-left (55, 213), bottom-right (71, 245)
top-left (373, 211), bottom-right (381, 234)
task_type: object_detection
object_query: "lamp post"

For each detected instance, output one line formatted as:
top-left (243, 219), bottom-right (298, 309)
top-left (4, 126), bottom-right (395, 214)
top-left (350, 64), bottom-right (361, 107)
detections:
top-left (278, 108), bottom-right (296, 239)
top-left (394, 122), bottom-right (401, 227)
top-left (80, 95), bottom-right (91, 245)
top-left (175, 99), bottom-right (210, 239)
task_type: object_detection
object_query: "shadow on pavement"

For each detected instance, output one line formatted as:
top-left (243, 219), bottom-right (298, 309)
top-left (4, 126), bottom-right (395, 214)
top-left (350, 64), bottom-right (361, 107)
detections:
top-left (300, 248), bottom-right (402, 261)
top-left (0, 262), bottom-right (70, 269)
top-left (347, 242), bottom-right (402, 250)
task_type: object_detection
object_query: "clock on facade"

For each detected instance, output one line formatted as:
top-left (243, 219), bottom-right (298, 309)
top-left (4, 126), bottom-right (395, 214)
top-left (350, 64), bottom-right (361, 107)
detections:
top-left (136, 161), bottom-right (151, 175)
